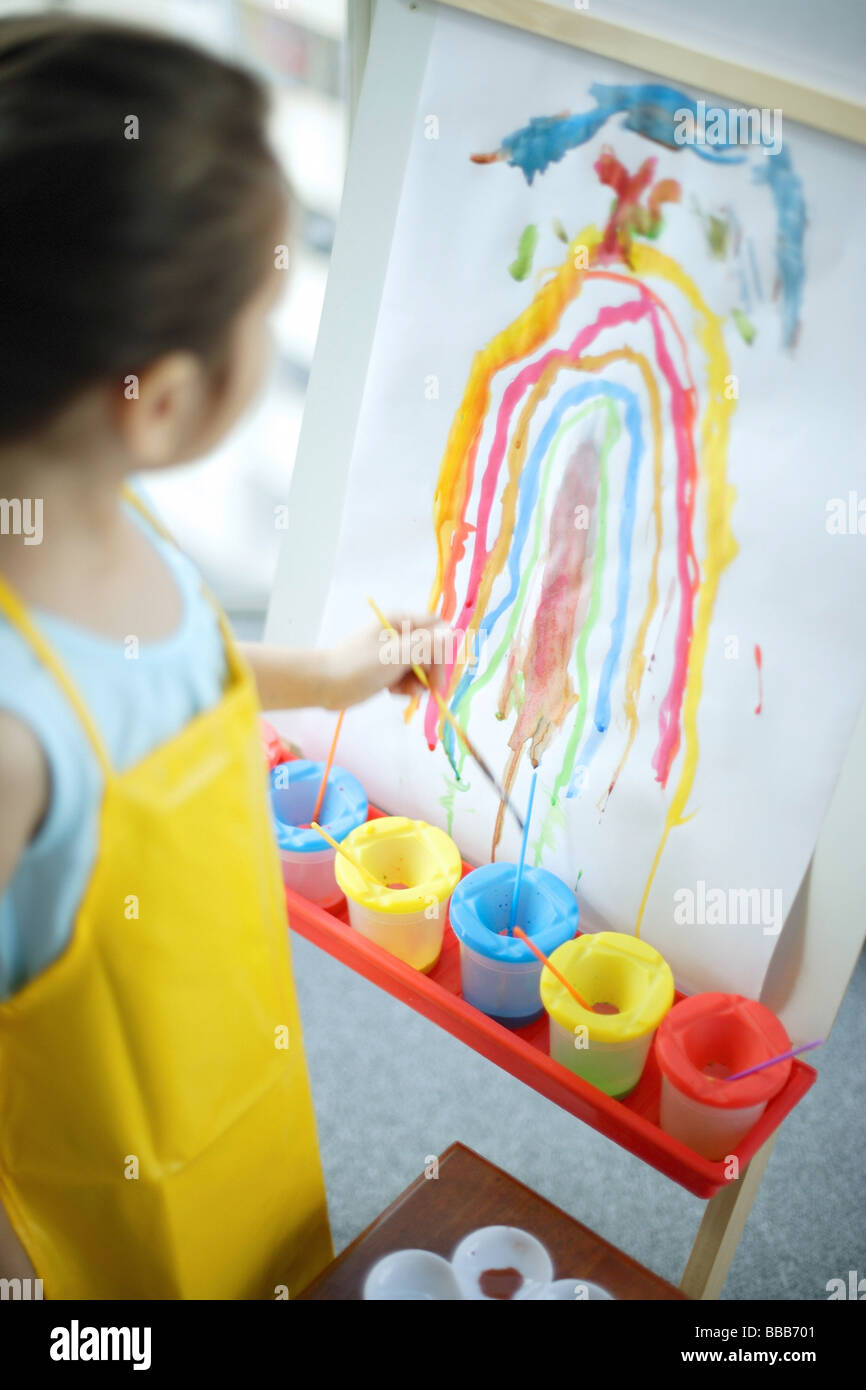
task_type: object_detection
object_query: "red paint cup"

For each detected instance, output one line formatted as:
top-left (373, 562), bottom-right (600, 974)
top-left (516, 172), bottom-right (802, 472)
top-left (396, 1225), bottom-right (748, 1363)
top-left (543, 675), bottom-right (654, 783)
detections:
top-left (655, 993), bottom-right (792, 1159)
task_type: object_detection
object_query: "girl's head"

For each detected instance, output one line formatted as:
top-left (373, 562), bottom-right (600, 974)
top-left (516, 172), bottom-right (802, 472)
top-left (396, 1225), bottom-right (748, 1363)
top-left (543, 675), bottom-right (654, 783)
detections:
top-left (0, 14), bottom-right (288, 467)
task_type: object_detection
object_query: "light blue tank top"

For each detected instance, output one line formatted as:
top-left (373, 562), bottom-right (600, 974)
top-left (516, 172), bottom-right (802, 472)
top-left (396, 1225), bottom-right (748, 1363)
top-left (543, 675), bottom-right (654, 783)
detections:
top-left (0, 493), bottom-right (228, 999)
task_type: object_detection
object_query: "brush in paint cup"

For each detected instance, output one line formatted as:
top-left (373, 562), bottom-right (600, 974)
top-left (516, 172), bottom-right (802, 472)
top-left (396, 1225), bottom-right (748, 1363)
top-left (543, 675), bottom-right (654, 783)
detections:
top-left (655, 993), bottom-right (793, 1159)
top-left (269, 760), bottom-right (367, 908)
top-left (541, 931), bottom-right (674, 1097)
top-left (449, 863), bottom-right (578, 1026)
top-left (335, 816), bottom-right (462, 972)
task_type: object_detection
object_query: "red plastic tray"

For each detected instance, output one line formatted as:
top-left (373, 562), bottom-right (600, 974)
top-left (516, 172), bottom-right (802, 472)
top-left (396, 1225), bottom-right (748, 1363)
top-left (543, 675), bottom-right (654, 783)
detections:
top-left (284, 807), bottom-right (816, 1199)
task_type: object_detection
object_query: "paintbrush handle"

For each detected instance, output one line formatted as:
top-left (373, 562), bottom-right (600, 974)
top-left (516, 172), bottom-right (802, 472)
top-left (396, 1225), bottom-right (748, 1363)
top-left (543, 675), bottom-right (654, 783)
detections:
top-left (430, 690), bottom-right (524, 830)
top-left (366, 597), bottom-right (427, 679)
top-left (725, 1039), bottom-right (823, 1082)
top-left (512, 927), bottom-right (593, 1011)
top-left (310, 821), bottom-right (380, 887)
top-left (367, 598), bottom-right (466, 734)
top-left (426, 685), bottom-right (520, 818)
top-left (366, 597), bottom-right (524, 831)
top-left (507, 769), bottom-right (537, 935)
top-left (311, 709), bottom-right (345, 824)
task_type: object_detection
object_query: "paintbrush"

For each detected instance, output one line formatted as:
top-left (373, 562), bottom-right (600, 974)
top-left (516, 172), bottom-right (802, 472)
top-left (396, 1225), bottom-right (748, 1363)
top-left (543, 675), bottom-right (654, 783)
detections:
top-left (723, 1039), bottom-right (823, 1082)
top-left (311, 709), bottom-right (345, 824)
top-left (367, 597), bottom-right (524, 832)
top-left (512, 927), bottom-right (594, 1011)
top-left (310, 821), bottom-right (381, 888)
top-left (507, 768), bottom-right (538, 935)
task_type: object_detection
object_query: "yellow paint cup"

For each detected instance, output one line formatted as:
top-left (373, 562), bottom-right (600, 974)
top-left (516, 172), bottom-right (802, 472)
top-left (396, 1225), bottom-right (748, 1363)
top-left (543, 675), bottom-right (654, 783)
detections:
top-left (541, 931), bottom-right (674, 1097)
top-left (335, 817), bottom-right (462, 972)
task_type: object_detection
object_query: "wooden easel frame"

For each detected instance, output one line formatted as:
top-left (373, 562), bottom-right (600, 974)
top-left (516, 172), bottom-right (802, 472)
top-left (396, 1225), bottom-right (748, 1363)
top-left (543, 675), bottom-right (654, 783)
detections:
top-left (269, 0), bottom-right (866, 1298)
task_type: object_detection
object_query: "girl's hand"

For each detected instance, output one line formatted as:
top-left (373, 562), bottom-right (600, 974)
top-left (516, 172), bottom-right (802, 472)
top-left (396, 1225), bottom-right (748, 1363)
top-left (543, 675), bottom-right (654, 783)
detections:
top-left (323, 612), bottom-right (453, 710)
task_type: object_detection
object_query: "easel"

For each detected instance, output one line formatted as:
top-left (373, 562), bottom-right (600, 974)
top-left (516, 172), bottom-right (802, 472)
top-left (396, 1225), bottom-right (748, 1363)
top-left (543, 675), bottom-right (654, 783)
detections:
top-left (268, 0), bottom-right (866, 1298)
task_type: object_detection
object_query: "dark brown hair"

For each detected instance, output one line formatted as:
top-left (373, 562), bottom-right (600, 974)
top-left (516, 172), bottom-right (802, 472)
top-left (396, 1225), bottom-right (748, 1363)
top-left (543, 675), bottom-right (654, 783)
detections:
top-left (0, 14), bottom-right (286, 442)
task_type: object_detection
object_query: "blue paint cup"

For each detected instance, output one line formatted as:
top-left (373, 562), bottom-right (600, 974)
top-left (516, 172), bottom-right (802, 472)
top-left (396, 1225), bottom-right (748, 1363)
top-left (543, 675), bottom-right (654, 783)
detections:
top-left (269, 760), bottom-right (368, 907)
top-left (449, 863), bottom-right (578, 1027)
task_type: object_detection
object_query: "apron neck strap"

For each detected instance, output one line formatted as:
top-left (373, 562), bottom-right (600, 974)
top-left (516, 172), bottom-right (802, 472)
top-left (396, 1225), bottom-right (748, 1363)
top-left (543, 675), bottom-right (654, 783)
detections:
top-left (0, 570), bottom-right (114, 778)
top-left (122, 485), bottom-right (247, 688)
top-left (0, 485), bottom-right (247, 781)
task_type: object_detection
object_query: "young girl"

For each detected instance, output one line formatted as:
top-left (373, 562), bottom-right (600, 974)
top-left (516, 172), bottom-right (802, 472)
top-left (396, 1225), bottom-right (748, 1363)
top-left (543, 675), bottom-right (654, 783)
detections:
top-left (0, 14), bottom-right (442, 1299)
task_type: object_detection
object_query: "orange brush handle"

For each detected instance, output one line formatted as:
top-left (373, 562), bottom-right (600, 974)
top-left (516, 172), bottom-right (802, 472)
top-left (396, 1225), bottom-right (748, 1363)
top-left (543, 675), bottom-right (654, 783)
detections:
top-left (311, 709), bottom-right (344, 824)
top-left (512, 927), bottom-right (593, 1011)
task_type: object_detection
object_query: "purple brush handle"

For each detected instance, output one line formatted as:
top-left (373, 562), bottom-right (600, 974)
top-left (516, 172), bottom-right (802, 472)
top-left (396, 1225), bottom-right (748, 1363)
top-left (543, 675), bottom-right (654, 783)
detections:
top-left (725, 1039), bottom-right (823, 1082)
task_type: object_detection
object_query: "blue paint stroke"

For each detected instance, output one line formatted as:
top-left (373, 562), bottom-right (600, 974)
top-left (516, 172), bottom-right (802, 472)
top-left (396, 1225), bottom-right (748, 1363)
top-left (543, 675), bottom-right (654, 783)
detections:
top-left (752, 147), bottom-right (805, 346)
top-left (498, 109), bottom-right (611, 184)
top-left (479, 81), bottom-right (805, 347)
top-left (493, 84), bottom-right (744, 184)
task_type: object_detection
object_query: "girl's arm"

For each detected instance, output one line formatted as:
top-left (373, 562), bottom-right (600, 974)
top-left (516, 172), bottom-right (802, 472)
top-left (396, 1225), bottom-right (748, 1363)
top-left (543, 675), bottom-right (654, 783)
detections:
top-left (240, 612), bottom-right (449, 712)
top-left (0, 711), bottom-right (48, 1282)
top-left (0, 710), bottom-right (48, 898)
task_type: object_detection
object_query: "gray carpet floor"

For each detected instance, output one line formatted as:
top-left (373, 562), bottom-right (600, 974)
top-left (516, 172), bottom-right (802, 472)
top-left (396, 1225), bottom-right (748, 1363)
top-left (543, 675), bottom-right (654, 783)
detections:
top-left (289, 929), bottom-right (865, 1301)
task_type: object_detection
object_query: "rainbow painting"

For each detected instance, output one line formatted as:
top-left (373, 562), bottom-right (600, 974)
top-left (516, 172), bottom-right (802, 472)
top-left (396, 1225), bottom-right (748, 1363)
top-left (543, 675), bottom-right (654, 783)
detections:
top-left (287, 8), bottom-right (866, 1005)
top-left (418, 83), bottom-right (806, 933)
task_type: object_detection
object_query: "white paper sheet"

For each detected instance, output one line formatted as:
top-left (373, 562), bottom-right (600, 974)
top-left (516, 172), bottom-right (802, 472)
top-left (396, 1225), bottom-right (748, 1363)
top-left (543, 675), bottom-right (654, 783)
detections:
top-left (289, 8), bottom-right (866, 999)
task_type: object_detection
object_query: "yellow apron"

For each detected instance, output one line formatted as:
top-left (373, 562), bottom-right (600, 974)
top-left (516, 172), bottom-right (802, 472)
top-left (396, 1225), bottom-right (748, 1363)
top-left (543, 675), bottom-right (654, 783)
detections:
top-left (0, 500), bottom-right (332, 1299)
